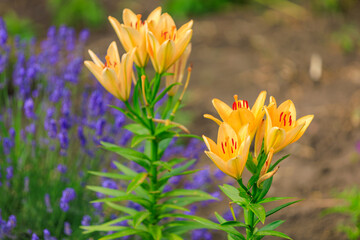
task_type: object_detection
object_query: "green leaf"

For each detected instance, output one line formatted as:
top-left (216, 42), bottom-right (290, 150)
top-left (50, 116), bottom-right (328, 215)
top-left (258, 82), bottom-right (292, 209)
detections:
top-left (166, 233), bottom-right (184, 240)
top-left (124, 123), bottom-right (150, 135)
top-left (112, 161), bottom-right (137, 177)
top-left (88, 171), bottom-right (133, 180)
top-left (163, 196), bottom-right (212, 207)
top-left (152, 82), bottom-right (181, 106)
top-left (127, 172), bottom-right (148, 194)
top-left (256, 177), bottom-right (273, 201)
top-left (191, 215), bottom-right (245, 239)
top-left (148, 224), bottom-right (162, 240)
top-left (159, 159), bottom-right (196, 182)
top-left (248, 175), bottom-right (258, 189)
top-left (219, 184), bottom-right (247, 205)
top-left (91, 195), bottom-right (151, 209)
top-left (99, 228), bottom-right (149, 240)
top-left (258, 197), bottom-right (295, 204)
top-left (248, 203), bottom-right (266, 224)
top-left (255, 230), bottom-right (292, 239)
top-left (246, 152), bottom-right (257, 174)
top-left (259, 220), bottom-right (285, 232)
top-left (105, 202), bottom-right (138, 216)
top-left (160, 204), bottom-right (190, 213)
top-left (215, 212), bottom-right (227, 223)
top-left (82, 226), bottom-right (126, 234)
top-left (163, 220), bottom-right (209, 235)
top-left (269, 154), bottom-right (290, 172)
top-left (162, 189), bottom-right (216, 200)
top-left (266, 200), bottom-right (302, 217)
top-left (101, 141), bottom-right (150, 170)
top-left (131, 135), bottom-right (155, 147)
top-left (86, 186), bottom-right (126, 197)
top-left (221, 221), bottom-right (248, 228)
top-left (133, 211), bottom-right (150, 227)
top-left (153, 161), bottom-right (172, 171)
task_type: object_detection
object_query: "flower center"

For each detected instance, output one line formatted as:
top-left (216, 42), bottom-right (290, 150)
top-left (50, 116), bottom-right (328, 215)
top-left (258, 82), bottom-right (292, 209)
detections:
top-left (130, 14), bottom-right (144, 30)
top-left (279, 111), bottom-right (293, 127)
top-left (103, 56), bottom-right (117, 69)
top-left (161, 26), bottom-right (177, 41)
top-left (221, 136), bottom-right (238, 157)
top-left (232, 95), bottom-right (249, 110)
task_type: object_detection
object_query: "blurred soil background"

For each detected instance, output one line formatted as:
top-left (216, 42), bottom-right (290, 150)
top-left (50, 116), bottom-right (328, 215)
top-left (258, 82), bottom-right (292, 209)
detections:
top-left (1, 0), bottom-right (360, 239)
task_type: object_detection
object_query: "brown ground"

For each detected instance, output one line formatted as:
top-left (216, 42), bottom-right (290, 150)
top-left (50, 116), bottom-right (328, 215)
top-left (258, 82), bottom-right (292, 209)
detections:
top-left (2, 0), bottom-right (360, 239)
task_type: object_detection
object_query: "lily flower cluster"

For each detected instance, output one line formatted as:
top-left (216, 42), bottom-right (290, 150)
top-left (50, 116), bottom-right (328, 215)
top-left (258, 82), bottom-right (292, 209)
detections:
top-left (203, 91), bottom-right (313, 185)
top-left (85, 6), bottom-right (192, 101)
top-left (201, 91), bottom-right (314, 239)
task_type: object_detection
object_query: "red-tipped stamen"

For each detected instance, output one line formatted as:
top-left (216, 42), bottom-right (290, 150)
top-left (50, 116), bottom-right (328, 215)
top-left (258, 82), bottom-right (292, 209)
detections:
top-left (279, 112), bottom-right (284, 122)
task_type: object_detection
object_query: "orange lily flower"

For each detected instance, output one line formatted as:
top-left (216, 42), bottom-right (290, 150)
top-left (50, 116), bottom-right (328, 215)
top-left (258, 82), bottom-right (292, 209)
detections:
top-left (146, 9), bottom-right (193, 73)
top-left (263, 97), bottom-right (314, 153)
top-left (166, 44), bottom-right (191, 96)
top-left (108, 7), bottom-right (162, 67)
top-left (203, 123), bottom-right (251, 180)
top-left (204, 91), bottom-right (267, 140)
top-left (84, 42), bottom-right (135, 101)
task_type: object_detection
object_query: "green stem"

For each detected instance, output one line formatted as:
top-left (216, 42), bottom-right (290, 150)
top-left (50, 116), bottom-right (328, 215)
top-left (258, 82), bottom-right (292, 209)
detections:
top-left (245, 208), bottom-right (254, 239)
top-left (149, 137), bottom-right (158, 224)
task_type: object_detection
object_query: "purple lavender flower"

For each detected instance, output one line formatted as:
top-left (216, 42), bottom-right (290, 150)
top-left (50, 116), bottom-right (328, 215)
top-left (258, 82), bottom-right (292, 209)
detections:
top-left (64, 222), bottom-right (72, 236)
top-left (214, 169), bottom-right (226, 180)
top-left (57, 164), bottom-right (67, 174)
top-left (6, 166), bottom-right (13, 180)
top-left (0, 18), bottom-right (8, 45)
top-left (77, 126), bottom-right (87, 147)
top-left (24, 98), bottom-right (36, 119)
top-left (79, 29), bottom-right (90, 42)
top-left (26, 123), bottom-right (36, 134)
top-left (95, 118), bottom-right (106, 136)
top-left (2, 137), bottom-right (13, 155)
top-left (45, 193), bottom-right (52, 213)
top-left (47, 119), bottom-right (57, 138)
top-left (81, 215), bottom-right (91, 226)
top-left (192, 229), bottom-right (212, 240)
top-left (58, 131), bottom-right (69, 150)
top-left (118, 130), bottom-right (132, 146)
top-left (31, 233), bottom-right (39, 240)
top-left (59, 188), bottom-right (76, 212)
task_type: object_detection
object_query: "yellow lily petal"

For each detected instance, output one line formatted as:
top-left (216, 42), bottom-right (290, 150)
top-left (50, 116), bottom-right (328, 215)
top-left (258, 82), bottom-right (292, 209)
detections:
top-left (122, 8), bottom-right (138, 26)
top-left (228, 108), bottom-right (255, 133)
top-left (212, 98), bottom-right (233, 122)
top-left (291, 114), bottom-right (314, 143)
top-left (88, 50), bottom-right (104, 67)
top-left (101, 67), bottom-right (120, 99)
top-left (251, 90), bottom-right (266, 118)
top-left (228, 156), bottom-right (246, 179)
top-left (156, 39), bottom-right (175, 73)
top-left (147, 6), bottom-right (162, 22)
top-left (254, 119), bottom-right (265, 158)
top-left (202, 135), bottom-right (219, 156)
top-left (205, 151), bottom-right (233, 178)
top-left (266, 127), bottom-right (286, 154)
top-left (203, 114), bottom-right (222, 126)
top-left (173, 29), bottom-right (193, 61)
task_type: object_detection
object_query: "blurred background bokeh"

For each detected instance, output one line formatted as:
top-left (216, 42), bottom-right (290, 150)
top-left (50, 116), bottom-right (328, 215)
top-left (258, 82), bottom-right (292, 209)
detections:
top-left (1, 0), bottom-right (360, 239)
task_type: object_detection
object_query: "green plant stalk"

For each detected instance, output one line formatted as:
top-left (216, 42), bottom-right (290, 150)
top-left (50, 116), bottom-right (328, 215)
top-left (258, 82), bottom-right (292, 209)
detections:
top-left (245, 208), bottom-right (254, 239)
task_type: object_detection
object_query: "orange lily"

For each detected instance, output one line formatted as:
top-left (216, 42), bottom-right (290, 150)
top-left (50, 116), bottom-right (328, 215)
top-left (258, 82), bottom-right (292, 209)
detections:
top-left (263, 97), bottom-right (314, 153)
top-left (204, 91), bottom-right (267, 140)
top-left (84, 42), bottom-right (135, 101)
top-left (166, 44), bottom-right (191, 96)
top-left (203, 123), bottom-right (251, 179)
top-left (147, 9), bottom-right (193, 73)
top-left (108, 7), bottom-right (162, 67)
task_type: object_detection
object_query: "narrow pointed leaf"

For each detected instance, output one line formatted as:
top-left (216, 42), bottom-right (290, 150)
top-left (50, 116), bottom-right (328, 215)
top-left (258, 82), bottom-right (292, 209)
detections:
top-left (266, 200), bottom-right (302, 217)
top-left (88, 171), bottom-right (133, 180)
top-left (87, 186), bottom-right (125, 197)
top-left (269, 154), bottom-right (290, 172)
top-left (258, 197), bottom-right (295, 204)
top-left (127, 172), bottom-right (148, 194)
top-left (259, 220), bottom-right (285, 232)
top-left (133, 211), bottom-right (150, 227)
top-left (255, 230), bottom-right (292, 239)
top-left (248, 203), bottom-right (266, 224)
top-left (124, 123), bottom-right (150, 135)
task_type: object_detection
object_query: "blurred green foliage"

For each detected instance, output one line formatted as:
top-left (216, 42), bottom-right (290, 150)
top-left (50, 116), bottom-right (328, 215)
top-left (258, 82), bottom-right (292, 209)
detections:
top-left (331, 24), bottom-right (360, 53)
top-left (48, 0), bottom-right (105, 28)
top-left (164, 0), bottom-right (249, 18)
top-left (3, 11), bottom-right (36, 40)
top-left (324, 187), bottom-right (360, 240)
top-left (312, 0), bottom-right (358, 13)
